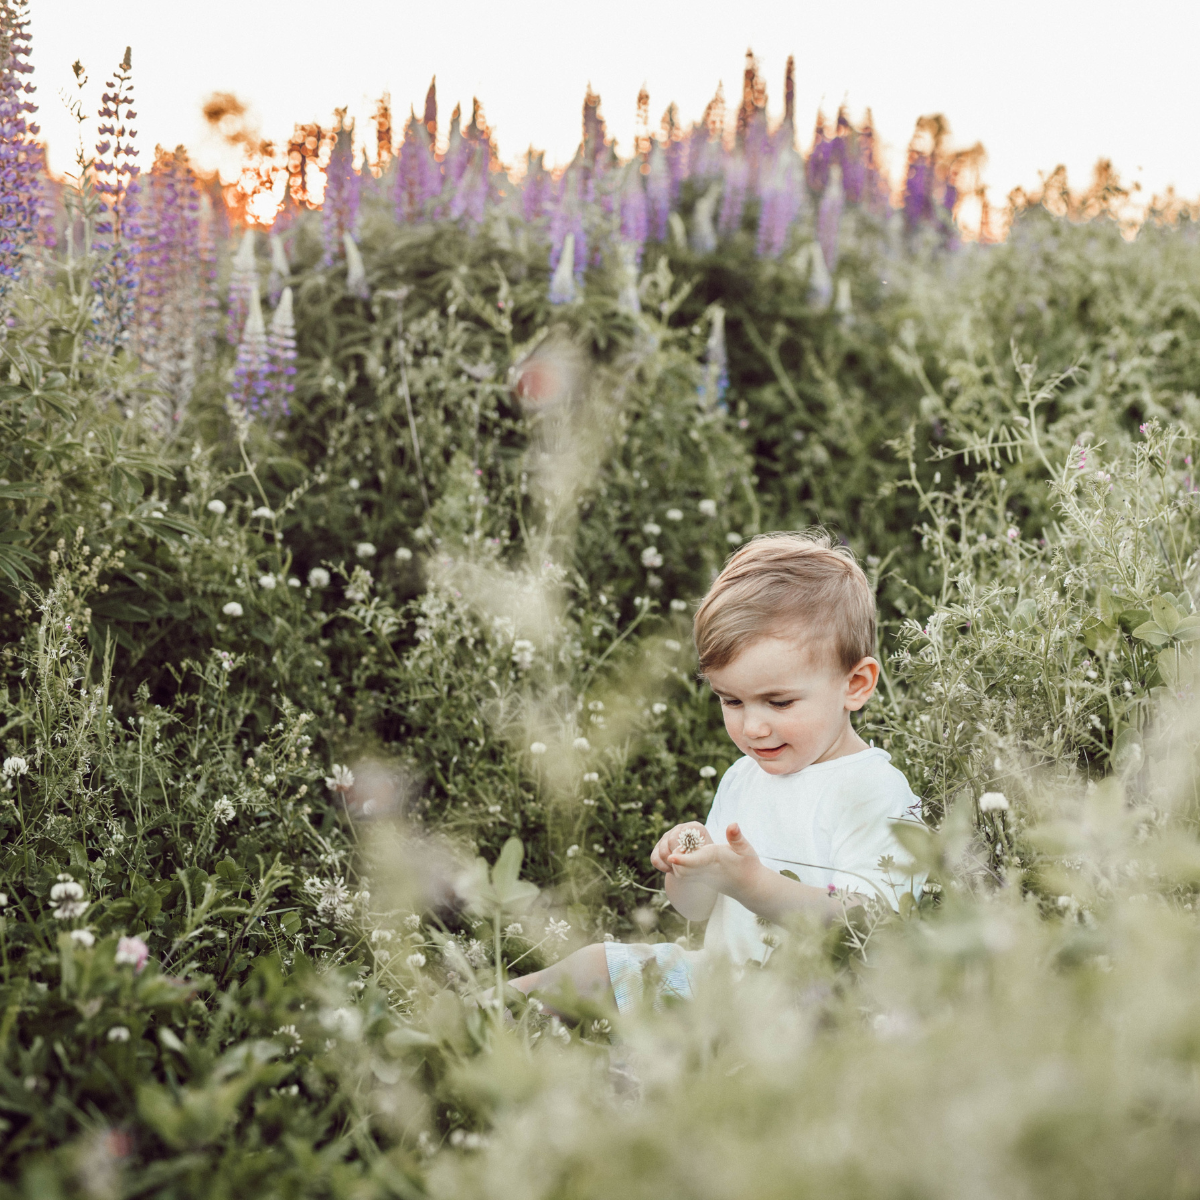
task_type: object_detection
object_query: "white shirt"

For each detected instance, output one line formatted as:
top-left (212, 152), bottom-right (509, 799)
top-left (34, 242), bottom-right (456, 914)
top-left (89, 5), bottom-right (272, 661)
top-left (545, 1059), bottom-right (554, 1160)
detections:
top-left (702, 748), bottom-right (924, 966)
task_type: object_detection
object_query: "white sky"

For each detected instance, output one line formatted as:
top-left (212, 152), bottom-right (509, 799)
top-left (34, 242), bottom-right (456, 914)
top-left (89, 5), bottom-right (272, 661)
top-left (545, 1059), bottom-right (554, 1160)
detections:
top-left (33, 0), bottom-right (1200, 206)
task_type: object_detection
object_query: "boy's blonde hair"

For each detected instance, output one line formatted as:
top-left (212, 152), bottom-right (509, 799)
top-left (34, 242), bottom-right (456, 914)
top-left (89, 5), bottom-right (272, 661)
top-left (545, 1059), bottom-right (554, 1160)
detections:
top-left (693, 531), bottom-right (876, 675)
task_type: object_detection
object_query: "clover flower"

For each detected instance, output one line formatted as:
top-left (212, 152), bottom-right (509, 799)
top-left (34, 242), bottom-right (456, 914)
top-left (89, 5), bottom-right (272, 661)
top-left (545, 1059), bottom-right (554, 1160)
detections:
top-left (265, 286), bottom-right (297, 417)
top-left (206, 499), bottom-right (227, 515)
top-left (652, 703), bottom-right (668, 715)
top-left (670, 599), bottom-right (689, 612)
top-left (258, 575), bottom-right (276, 590)
top-left (698, 499), bottom-right (717, 517)
top-left (566, 845), bottom-right (580, 858)
top-left (2, 755), bottom-right (28, 779)
top-left (325, 764), bottom-right (355, 794)
top-left (547, 917), bottom-right (571, 943)
top-left (663, 639), bottom-right (682, 652)
top-left (573, 737), bottom-right (591, 752)
top-left (308, 567), bottom-right (330, 588)
top-left (406, 952), bottom-right (426, 970)
top-left (355, 542), bottom-right (376, 559)
top-left (642, 521), bottom-right (662, 536)
top-left (529, 742), bottom-right (547, 756)
top-left (678, 829), bottom-right (704, 853)
top-left (582, 772), bottom-right (599, 783)
top-left (511, 639), bottom-right (535, 671)
top-left (70, 928), bottom-right (96, 948)
top-left (699, 765), bottom-right (717, 779)
top-left (322, 119), bottom-right (361, 265)
top-left (222, 602), bottom-right (243, 617)
top-left (251, 506), bottom-right (274, 518)
top-left (114, 936), bottom-right (149, 971)
top-left (665, 508), bottom-right (684, 521)
top-left (213, 796), bottom-right (236, 824)
top-left (504, 923), bottom-right (523, 937)
top-left (641, 546), bottom-right (663, 569)
top-left (107, 1026), bottom-right (131, 1043)
top-left (395, 547), bottom-right (413, 562)
top-left (50, 878), bottom-right (87, 919)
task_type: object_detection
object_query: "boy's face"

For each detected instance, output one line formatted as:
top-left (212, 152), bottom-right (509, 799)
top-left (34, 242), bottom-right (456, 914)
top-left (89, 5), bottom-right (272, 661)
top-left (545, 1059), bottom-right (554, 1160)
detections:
top-left (706, 635), bottom-right (877, 775)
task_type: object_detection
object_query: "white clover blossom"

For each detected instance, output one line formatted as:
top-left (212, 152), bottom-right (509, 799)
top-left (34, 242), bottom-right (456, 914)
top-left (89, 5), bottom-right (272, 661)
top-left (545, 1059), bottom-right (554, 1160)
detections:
top-left (222, 602), bottom-right (244, 617)
top-left (511, 639), bottom-right (535, 670)
top-left (699, 765), bottom-right (717, 779)
top-left (206, 499), bottom-right (227, 515)
top-left (51, 880), bottom-right (84, 902)
top-left (642, 521), bottom-right (662, 536)
top-left (698, 499), bottom-right (717, 517)
top-left (325, 764), bottom-right (355, 793)
top-left (652, 702), bottom-right (668, 715)
top-left (107, 1025), bottom-right (131, 1043)
top-left (258, 574), bottom-right (277, 590)
top-left (573, 737), bottom-right (591, 752)
top-left (566, 844), bottom-right (580, 858)
top-left (504, 923), bottom-right (524, 937)
top-left (979, 791), bottom-right (1009, 813)
top-left (355, 542), bottom-right (377, 559)
top-left (669, 598), bottom-right (688, 612)
top-left (641, 546), bottom-right (663, 569)
top-left (0, 893), bottom-right (7, 907)
top-left (726, 531), bottom-right (742, 545)
top-left (304, 876), bottom-right (354, 926)
top-left (404, 914), bottom-right (422, 931)
top-left (665, 508), bottom-right (683, 521)
top-left (529, 742), bottom-right (547, 756)
top-left (308, 567), bottom-right (331, 588)
top-left (2, 756), bottom-right (28, 779)
top-left (395, 546), bottom-right (413, 562)
top-left (213, 796), bottom-right (236, 825)
top-left (663, 639), bottom-right (682, 652)
top-left (582, 771), bottom-right (599, 783)
top-left (345, 567), bottom-right (372, 601)
top-left (275, 1024), bottom-right (303, 1053)
top-left (406, 952), bottom-right (427, 970)
top-left (70, 928), bottom-right (96, 947)
top-left (287, 576), bottom-right (301, 587)
top-left (547, 917), bottom-right (571, 943)
top-left (251, 506), bottom-right (274, 518)
top-left (678, 829), bottom-right (704, 853)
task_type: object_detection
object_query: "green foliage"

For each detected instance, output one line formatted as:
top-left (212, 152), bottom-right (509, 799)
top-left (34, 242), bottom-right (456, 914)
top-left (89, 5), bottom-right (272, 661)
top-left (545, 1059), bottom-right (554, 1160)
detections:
top-left (2, 191), bottom-right (1200, 1196)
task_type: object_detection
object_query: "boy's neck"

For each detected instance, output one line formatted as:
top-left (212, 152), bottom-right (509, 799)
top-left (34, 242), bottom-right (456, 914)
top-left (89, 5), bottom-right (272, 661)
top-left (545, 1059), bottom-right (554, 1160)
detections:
top-left (811, 720), bottom-right (870, 765)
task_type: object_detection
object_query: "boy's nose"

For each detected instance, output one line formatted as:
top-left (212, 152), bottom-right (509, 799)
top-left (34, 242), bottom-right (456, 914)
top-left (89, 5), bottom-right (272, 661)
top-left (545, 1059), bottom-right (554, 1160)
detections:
top-left (743, 709), bottom-right (772, 738)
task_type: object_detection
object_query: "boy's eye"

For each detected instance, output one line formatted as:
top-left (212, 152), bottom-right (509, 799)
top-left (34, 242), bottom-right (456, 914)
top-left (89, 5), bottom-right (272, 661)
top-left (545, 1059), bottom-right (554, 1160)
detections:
top-left (769, 700), bottom-right (795, 709)
top-left (718, 697), bottom-right (741, 708)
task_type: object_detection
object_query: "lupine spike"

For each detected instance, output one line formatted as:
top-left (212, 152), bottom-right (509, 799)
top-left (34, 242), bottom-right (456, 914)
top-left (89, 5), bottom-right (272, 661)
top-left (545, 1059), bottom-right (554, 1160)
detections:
top-left (230, 280), bottom-right (269, 415)
top-left (0, 0), bottom-right (42, 294)
top-left (344, 231), bottom-right (368, 299)
top-left (267, 232), bottom-right (289, 303)
top-left (226, 228), bottom-right (256, 343)
top-left (322, 116), bottom-right (360, 263)
top-left (266, 285), bottom-right (296, 417)
top-left (619, 162), bottom-right (649, 263)
top-left (817, 162), bottom-right (844, 272)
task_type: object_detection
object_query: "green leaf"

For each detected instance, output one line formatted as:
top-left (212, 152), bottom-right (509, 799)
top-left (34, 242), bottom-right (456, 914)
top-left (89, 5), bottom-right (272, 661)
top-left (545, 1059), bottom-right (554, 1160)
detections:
top-left (1150, 595), bottom-right (1181, 635)
top-left (1011, 597), bottom-right (1038, 629)
top-left (1131, 620), bottom-right (1171, 647)
top-left (1175, 614), bottom-right (1200, 642)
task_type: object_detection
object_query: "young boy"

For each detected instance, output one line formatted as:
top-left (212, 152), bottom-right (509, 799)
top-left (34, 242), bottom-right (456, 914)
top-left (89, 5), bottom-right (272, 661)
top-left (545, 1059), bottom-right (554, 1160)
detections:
top-left (510, 531), bottom-right (923, 1013)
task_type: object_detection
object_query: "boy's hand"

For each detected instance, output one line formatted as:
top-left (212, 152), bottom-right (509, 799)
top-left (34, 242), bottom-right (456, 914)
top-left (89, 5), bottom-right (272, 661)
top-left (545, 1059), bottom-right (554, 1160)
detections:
top-left (666, 822), bottom-right (763, 898)
top-left (651, 821), bottom-right (713, 875)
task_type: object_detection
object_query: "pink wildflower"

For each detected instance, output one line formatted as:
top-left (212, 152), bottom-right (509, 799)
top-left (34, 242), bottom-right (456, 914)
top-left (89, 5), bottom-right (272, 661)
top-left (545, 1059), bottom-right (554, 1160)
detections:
top-left (115, 935), bottom-right (149, 972)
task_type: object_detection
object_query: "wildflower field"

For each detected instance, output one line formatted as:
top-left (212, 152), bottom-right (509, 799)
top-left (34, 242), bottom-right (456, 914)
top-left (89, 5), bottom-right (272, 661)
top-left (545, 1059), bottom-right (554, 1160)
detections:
top-left (5, 5), bottom-right (1200, 1196)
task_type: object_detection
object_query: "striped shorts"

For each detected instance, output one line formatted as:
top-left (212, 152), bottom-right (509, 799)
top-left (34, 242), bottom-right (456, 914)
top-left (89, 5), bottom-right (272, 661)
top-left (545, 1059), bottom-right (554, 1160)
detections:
top-left (604, 941), bottom-right (700, 1014)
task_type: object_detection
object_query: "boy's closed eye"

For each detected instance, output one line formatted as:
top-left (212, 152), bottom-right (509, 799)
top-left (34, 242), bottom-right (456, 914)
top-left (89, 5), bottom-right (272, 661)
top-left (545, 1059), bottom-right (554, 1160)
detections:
top-left (717, 696), bottom-right (797, 709)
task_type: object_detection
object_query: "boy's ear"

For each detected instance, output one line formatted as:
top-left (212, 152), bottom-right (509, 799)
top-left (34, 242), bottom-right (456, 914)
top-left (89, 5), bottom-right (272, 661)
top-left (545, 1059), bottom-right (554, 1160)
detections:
top-left (844, 657), bottom-right (880, 711)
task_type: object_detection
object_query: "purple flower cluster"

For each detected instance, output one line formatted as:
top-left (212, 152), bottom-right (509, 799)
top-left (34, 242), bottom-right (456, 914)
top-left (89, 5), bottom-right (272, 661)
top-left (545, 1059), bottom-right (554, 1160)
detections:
top-left (0, 1), bottom-right (41, 290)
top-left (229, 281), bottom-right (269, 414)
top-left (136, 145), bottom-right (207, 427)
top-left (265, 285), bottom-right (296, 417)
top-left (93, 47), bottom-right (141, 345)
top-left (322, 115), bottom-right (360, 264)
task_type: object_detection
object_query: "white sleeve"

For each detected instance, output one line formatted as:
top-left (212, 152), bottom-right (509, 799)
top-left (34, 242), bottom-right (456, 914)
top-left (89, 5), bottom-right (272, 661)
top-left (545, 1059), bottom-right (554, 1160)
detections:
top-left (828, 772), bottom-right (925, 909)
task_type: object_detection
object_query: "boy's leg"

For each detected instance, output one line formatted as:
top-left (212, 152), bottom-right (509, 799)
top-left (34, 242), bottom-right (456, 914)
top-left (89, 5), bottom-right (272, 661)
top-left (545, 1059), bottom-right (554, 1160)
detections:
top-left (509, 943), bottom-right (613, 1011)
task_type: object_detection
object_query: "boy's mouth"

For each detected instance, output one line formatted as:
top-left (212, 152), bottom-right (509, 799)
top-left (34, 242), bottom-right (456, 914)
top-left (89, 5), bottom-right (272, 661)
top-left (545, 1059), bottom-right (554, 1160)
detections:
top-left (750, 744), bottom-right (787, 759)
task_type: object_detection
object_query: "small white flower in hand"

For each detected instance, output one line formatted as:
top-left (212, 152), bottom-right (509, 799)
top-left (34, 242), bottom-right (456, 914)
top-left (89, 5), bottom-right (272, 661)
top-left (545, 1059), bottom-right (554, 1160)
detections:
top-left (678, 829), bottom-right (704, 854)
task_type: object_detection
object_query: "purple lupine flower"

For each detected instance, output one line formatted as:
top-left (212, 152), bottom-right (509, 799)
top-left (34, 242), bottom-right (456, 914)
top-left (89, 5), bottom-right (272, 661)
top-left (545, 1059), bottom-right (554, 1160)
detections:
top-left (230, 280), bottom-right (269, 415)
top-left (266, 285), bottom-right (296, 417)
top-left (817, 163), bottom-right (844, 272)
top-left (322, 117), bottom-right (360, 264)
top-left (226, 229), bottom-right (256, 344)
top-left (903, 153), bottom-right (934, 230)
top-left (396, 110), bottom-right (440, 222)
top-left (441, 105), bottom-right (469, 196)
top-left (645, 142), bottom-right (671, 243)
top-left (92, 47), bottom-right (142, 346)
top-left (756, 143), bottom-right (803, 258)
top-left (836, 108), bottom-right (867, 205)
top-left (660, 103), bottom-right (687, 202)
top-left (717, 153), bottom-right (748, 237)
top-left (422, 77), bottom-right (437, 142)
top-left (0, 0), bottom-right (42, 292)
top-left (688, 84), bottom-right (725, 182)
top-left (619, 162), bottom-right (649, 263)
top-left (521, 150), bottom-right (552, 223)
top-left (135, 145), bottom-right (206, 427)
top-left (548, 165), bottom-right (587, 285)
top-left (857, 112), bottom-right (889, 212)
top-left (806, 114), bottom-right (833, 196)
